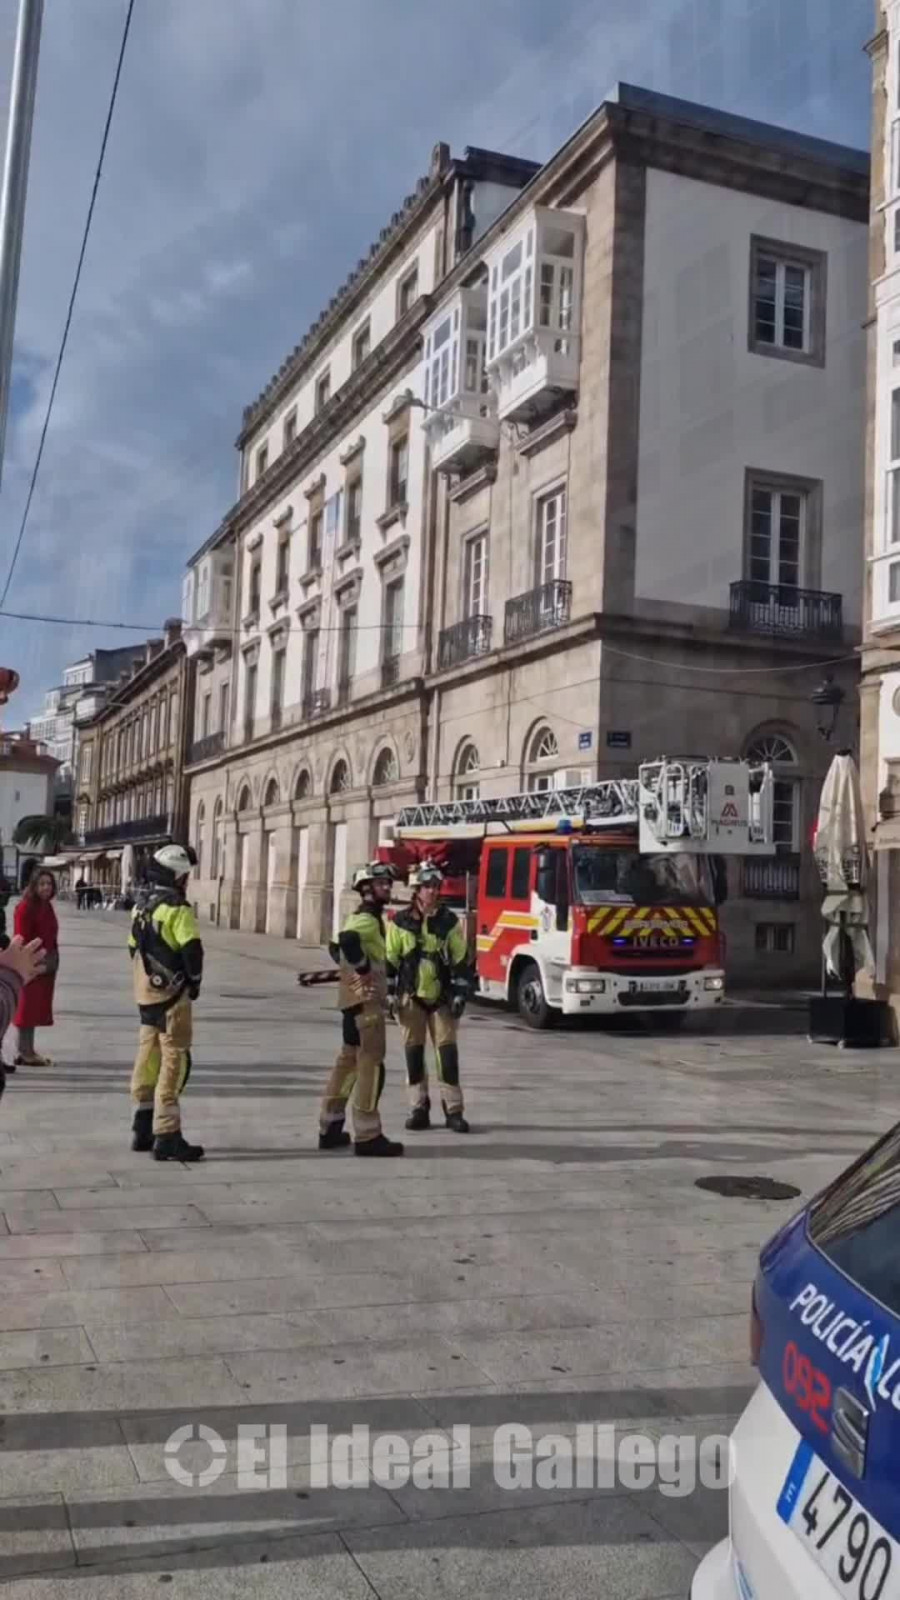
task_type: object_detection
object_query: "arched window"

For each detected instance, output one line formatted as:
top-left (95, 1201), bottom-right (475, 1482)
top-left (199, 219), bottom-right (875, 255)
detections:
top-left (195, 803), bottom-right (205, 877)
top-left (524, 725), bottom-right (559, 793)
top-left (455, 741), bottom-right (480, 801)
top-left (329, 758), bottom-right (350, 795)
top-left (211, 798), bottom-right (224, 879)
top-left (236, 783), bottom-right (252, 813)
top-left (264, 777), bottom-right (280, 808)
top-left (294, 768), bottom-right (312, 801)
top-left (372, 747), bottom-right (398, 786)
top-left (745, 730), bottom-right (799, 851)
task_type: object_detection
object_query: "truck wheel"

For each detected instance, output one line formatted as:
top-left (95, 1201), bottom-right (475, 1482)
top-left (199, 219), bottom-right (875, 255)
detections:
top-left (516, 962), bottom-right (555, 1030)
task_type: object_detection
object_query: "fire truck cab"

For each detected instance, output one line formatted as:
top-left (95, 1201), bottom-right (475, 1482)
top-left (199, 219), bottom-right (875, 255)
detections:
top-left (379, 757), bottom-right (774, 1030)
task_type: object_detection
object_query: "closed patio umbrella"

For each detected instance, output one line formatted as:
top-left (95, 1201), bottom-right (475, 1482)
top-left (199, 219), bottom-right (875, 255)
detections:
top-left (813, 753), bottom-right (874, 992)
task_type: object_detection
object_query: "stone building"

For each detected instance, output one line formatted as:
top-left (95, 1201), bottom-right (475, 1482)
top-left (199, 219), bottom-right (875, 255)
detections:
top-left (424, 84), bottom-right (868, 984)
top-left (74, 622), bottom-right (192, 888)
top-left (860, 2), bottom-right (900, 1010)
top-left (184, 89), bottom-right (868, 981)
top-left (183, 141), bottom-right (538, 941)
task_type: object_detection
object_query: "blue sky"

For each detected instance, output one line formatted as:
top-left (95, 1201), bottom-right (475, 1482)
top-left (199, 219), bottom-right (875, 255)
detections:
top-left (0, 0), bottom-right (874, 719)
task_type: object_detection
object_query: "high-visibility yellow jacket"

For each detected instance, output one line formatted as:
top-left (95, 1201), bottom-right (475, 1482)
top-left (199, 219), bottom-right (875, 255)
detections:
top-left (129, 889), bottom-right (203, 1006)
top-left (333, 906), bottom-right (387, 1010)
top-left (385, 904), bottom-right (468, 1007)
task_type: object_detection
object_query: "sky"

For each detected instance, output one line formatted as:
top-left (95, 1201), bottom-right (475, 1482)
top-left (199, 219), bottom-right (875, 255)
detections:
top-left (0, 0), bottom-right (875, 720)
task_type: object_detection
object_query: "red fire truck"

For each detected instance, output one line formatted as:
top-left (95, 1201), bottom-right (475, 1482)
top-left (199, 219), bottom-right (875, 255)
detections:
top-left (377, 757), bottom-right (773, 1029)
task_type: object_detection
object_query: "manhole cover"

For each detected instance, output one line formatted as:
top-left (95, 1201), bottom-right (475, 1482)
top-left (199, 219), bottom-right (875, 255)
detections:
top-left (694, 1175), bottom-right (801, 1201)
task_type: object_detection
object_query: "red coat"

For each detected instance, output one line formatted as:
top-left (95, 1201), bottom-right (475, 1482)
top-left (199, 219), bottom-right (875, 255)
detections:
top-left (13, 896), bottom-right (58, 1028)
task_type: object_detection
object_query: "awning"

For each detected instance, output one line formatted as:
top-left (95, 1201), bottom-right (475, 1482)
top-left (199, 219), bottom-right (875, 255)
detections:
top-left (41, 856), bottom-right (72, 868)
top-left (104, 850), bottom-right (123, 861)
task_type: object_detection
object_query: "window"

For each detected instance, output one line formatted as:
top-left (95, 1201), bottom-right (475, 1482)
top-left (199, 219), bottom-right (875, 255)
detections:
top-left (302, 627), bottom-right (318, 702)
top-left (398, 264), bottom-right (419, 316)
top-left (283, 409), bottom-right (297, 450)
top-left (346, 474), bottom-right (363, 545)
top-left (755, 923), bottom-right (795, 954)
top-left (510, 847), bottom-right (531, 902)
top-left (424, 312), bottom-right (458, 411)
top-left (525, 725), bottom-right (559, 793)
top-left (338, 605), bottom-right (357, 690)
top-left (201, 692), bottom-right (211, 740)
top-left (889, 391), bottom-right (900, 547)
top-left (746, 732), bottom-right (798, 851)
top-left (892, 562), bottom-right (900, 605)
top-left (276, 534), bottom-right (290, 595)
top-left (464, 532), bottom-right (490, 618)
top-left (372, 747), bottom-right (398, 786)
top-left (295, 768), bottom-right (311, 800)
top-left (211, 798), bottom-right (223, 878)
top-left (330, 759), bottom-right (350, 795)
top-left (352, 320), bottom-right (371, 370)
top-left (536, 486), bottom-right (567, 588)
top-left (485, 847), bottom-right (508, 899)
top-left (256, 444), bottom-right (268, 480)
top-left (264, 777), bottom-right (280, 807)
top-left (271, 648), bottom-right (286, 722)
top-left (749, 238), bottom-right (825, 364)
top-left (389, 434), bottom-right (409, 508)
top-left (748, 483), bottom-right (804, 589)
top-left (195, 804), bottom-right (205, 877)
top-left (249, 560), bottom-right (262, 617)
top-left (308, 507), bottom-right (324, 571)
top-left (383, 577), bottom-right (404, 662)
top-left (455, 742), bottom-right (480, 800)
top-left (244, 663), bottom-right (257, 741)
top-left (218, 679), bottom-right (229, 733)
top-left (315, 370), bottom-right (331, 413)
top-left (196, 563), bottom-right (210, 621)
top-left (808, 1121), bottom-right (900, 1317)
top-left (537, 225), bottom-right (575, 352)
top-left (81, 744), bottom-right (92, 783)
top-left (894, 211), bottom-right (900, 257)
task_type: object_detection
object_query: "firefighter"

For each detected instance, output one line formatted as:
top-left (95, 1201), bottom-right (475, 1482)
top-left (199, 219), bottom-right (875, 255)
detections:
top-left (386, 863), bottom-right (471, 1133)
top-left (317, 863), bottom-right (403, 1158)
top-left (128, 843), bottom-right (205, 1162)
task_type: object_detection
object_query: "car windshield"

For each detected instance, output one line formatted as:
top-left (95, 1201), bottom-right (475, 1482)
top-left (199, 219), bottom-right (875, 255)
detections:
top-left (572, 847), bottom-right (714, 907)
top-left (809, 1125), bottom-right (900, 1318)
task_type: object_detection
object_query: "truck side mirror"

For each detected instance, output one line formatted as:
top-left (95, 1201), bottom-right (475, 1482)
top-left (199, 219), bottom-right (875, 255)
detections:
top-left (535, 848), bottom-right (556, 905)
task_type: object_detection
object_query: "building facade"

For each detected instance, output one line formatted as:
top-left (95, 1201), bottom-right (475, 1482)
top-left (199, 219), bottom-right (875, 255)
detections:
top-left (860, 2), bottom-right (900, 1011)
top-left (184, 91), bottom-right (868, 981)
top-left (29, 646), bottom-right (145, 819)
top-left (74, 623), bottom-right (192, 888)
top-left (183, 142), bottom-right (538, 941)
top-left (0, 733), bottom-right (59, 888)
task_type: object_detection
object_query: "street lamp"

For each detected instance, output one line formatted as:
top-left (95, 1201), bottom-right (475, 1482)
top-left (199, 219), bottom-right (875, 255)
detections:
top-left (810, 674), bottom-right (845, 742)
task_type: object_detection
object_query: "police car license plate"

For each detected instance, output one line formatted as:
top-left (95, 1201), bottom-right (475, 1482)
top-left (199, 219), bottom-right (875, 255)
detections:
top-left (778, 1441), bottom-right (900, 1598)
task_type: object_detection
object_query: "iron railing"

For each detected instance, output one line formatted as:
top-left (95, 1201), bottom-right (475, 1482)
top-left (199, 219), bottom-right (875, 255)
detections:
top-left (741, 855), bottom-right (801, 900)
top-left (729, 581), bottom-right (842, 641)
top-left (504, 580), bottom-right (572, 646)
top-left (188, 731), bottom-right (225, 765)
top-left (438, 614), bottom-right (493, 670)
top-left (381, 656), bottom-right (400, 689)
top-left (302, 688), bottom-right (331, 720)
top-left (84, 814), bottom-right (170, 847)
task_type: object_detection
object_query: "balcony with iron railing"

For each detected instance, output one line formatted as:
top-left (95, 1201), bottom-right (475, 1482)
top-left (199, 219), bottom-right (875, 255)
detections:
top-left (729, 581), bottom-right (843, 641)
top-left (84, 814), bottom-right (170, 848)
top-left (741, 855), bottom-right (801, 900)
top-left (438, 615), bottom-right (493, 671)
top-left (302, 688), bottom-right (332, 721)
top-left (381, 656), bottom-right (400, 690)
top-left (188, 731), bottom-right (226, 766)
top-left (504, 580), bottom-right (572, 646)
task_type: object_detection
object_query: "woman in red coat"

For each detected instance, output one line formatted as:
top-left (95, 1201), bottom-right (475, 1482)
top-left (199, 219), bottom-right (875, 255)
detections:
top-left (13, 869), bottom-right (58, 1065)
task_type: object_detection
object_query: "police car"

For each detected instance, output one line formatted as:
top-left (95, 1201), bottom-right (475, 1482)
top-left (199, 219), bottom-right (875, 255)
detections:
top-left (693, 1121), bottom-right (900, 1600)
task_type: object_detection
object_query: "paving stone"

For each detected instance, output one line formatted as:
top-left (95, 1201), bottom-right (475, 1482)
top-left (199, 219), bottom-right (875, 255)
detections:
top-left (0, 1493), bottom-right (75, 1579)
top-left (224, 1339), bottom-right (493, 1404)
top-left (85, 1312), bottom-right (334, 1363)
top-left (4, 1205), bottom-right (209, 1236)
top-left (0, 1286), bottom-right (172, 1331)
top-left (0, 1327), bottom-right (95, 1371)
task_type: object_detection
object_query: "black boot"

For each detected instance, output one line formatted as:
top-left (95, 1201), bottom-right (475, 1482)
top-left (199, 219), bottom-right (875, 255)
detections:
top-left (131, 1108), bottom-right (154, 1152)
top-left (153, 1131), bottom-right (205, 1162)
top-left (445, 1110), bottom-right (470, 1133)
top-left (318, 1121), bottom-right (351, 1150)
top-left (355, 1133), bottom-right (404, 1157)
top-left (405, 1099), bottom-right (430, 1131)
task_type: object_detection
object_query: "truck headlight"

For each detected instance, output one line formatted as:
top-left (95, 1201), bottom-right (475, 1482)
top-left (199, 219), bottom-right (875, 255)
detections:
top-left (566, 978), bottom-right (606, 994)
top-left (704, 976), bottom-right (724, 992)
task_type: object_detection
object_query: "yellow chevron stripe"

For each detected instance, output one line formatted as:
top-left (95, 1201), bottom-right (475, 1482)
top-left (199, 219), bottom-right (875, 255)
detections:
top-left (604, 908), bottom-right (629, 936)
top-left (588, 909), bottom-right (610, 934)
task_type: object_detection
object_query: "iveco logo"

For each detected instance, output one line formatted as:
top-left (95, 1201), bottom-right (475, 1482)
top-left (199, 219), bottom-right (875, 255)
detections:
top-left (832, 1387), bottom-right (869, 1478)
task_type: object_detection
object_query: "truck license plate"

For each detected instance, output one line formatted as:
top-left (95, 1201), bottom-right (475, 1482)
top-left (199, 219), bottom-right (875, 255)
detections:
top-left (630, 978), bottom-right (680, 994)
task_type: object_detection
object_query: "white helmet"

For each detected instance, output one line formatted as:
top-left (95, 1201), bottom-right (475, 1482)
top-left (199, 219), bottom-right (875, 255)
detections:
top-left (153, 843), bottom-right (196, 879)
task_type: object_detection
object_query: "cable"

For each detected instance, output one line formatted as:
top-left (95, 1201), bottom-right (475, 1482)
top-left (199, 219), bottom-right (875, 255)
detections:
top-left (0, 0), bottom-right (137, 610)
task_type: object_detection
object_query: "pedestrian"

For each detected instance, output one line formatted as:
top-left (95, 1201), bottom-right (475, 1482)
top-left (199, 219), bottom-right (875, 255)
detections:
top-left (12, 868), bottom-right (59, 1066)
top-left (0, 936), bottom-right (47, 1098)
top-left (0, 876), bottom-right (11, 950)
top-left (75, 877), bottom-right (86, 911)
top-left (385, 862), bottom-right (471, 1132)
top-left (128, 843), bottom-right (204, 1162)
top-left (317, 862), bottom-right (403, 1157)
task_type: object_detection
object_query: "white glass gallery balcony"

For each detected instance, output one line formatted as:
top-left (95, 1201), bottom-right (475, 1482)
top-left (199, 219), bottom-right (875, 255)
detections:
top-left (183, 552), bottom-right (234, 659)
top-left (484, 206), bottom-right (584, 423)
top-left (422, 288), bottom-right (499, 473)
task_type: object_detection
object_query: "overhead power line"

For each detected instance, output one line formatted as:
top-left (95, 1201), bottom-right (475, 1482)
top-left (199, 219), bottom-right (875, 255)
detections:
top-left (0, 0), bottom-right (137, 610)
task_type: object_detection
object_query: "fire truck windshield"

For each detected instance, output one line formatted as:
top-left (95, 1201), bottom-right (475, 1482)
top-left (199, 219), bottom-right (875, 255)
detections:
top-left (572, 847), bottom-right (714, 908)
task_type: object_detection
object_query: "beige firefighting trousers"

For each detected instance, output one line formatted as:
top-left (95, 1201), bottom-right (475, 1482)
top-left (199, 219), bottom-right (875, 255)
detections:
top-left (397, 1000), bottom-right (464, 1114)
top-left (319, 998), bottom-right (386, 1143)
top-left (130, 995), bottom-right (192, 1136)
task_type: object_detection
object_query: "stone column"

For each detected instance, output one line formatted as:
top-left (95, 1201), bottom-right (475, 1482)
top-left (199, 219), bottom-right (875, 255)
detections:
top-left (239, 821), bottom-right (265, 933)
top-left (221, 818), bottom-right (241, 930)
top-left (266, 817), bottom-right (295, 938)
top-left (298, 819), bottom-right (330, 945)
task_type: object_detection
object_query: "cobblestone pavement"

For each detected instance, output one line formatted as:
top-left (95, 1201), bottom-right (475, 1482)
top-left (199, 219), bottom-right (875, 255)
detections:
top-left (0, 904), bottom-right (896, 1597)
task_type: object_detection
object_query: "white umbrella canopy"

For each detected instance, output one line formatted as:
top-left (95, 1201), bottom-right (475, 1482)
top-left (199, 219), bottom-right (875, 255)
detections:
top-left (120, 843), bottom-right (135, 892)
top-left (813, 753), bottom-right (874, 987)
